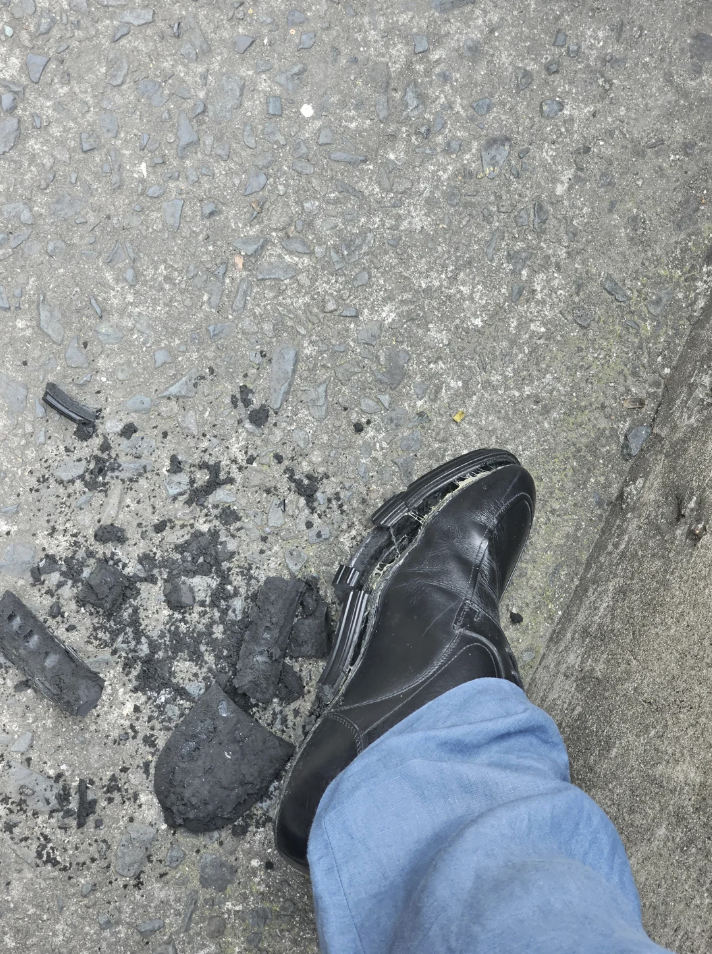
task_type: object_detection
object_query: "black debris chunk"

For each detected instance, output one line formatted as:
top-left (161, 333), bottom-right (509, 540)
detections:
top-left (248, 404), bottom-right (269, 428)
top-left (154, 683), bottom-right (294, 832)
top-left (233, 577), bottom-right (305, 703)
top-left (239, 384), bottom-right (254, 408)
top-left (94, 525), bottom-right (127, 544)
top-left (78, 562), bottom-right (132, 613)
top-left (163, 579), bottom-right (195, 610)
top-left (76, 779), bottom-right (97, 829)
top-left (0, 590), bottom-right (104, 717)
top-left (276, 662), bottom-right (304, 704)
top-left (119, 422), bottom-right (138, 439)
top-left (74, 422), bottom-right (95, 441)
top-left (509, 611), bottom-right (524, 625)
top-left (42, 382), bottom-right (99, 427)
top-left (185, 461), bottom-right (233, 507)
top-left (288, 579), bottom-right (331, 658)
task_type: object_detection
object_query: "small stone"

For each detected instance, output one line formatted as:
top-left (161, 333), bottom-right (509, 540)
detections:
top-left (257, 259), bottom-right (296, 281)
top-left (514, 67), bottom-right (533, 92)
top-left (540, 99), bottom-right (564, 118)
top-left (545, 59), bottom-right (560, 75)
top-left (26, 54), bottom-right (50, 84)
top-left (235, 35), bottom-right (255, 54)
top-left (112, 24), bottom-right (130, 41)
top-left (329, 150), bottom-right (367, 166)
top-left (233, 236), bottom-right (268, 256)
top-left (106, 51), bottom-right (128, 87)
top-left (154, 349), bottom-right (172, 367)
top-left (100, 112), bottom-right (119, 138)
top-left (160, 368), bottom-right (199, 398)
top-left (268, 95), bottom-right (282, 116)
top-left (202, 201), bottom-right (219, 218)
top-left (269, 344), bottom-right (298, 410)
top-left (357, 320), bottom-right (382, 345)
top-left (125, 394), bottom-right (151, 413)
top-left (199, 854), bottom-right (236, 893)
top-left (568, 43), bottom-right (581, 57)
top-left (318, 126), bottom-right (334, 145)
top-left (511, 283), bottom-right (525, 303)
top-left (165, 845), bottom-right (186, 868)
top-left (485, 229), bottom-right (502, 263)
top-left (275, 64), bottom-right (306, 93)
top-left (163, 199), bottom-right (183, 230)
top-left (472, 97), bottom-right (492, 116)
top-left (164, 580), bottom-right (195, 610)
top-left (176, 111), bottom-right (199, 157)
top-left (403, 80), bottom-right (423, 116)
top-left (206, 915), bottom-right (226, 939)
top-left (212, 73), bottom-right (245, 122)
top-left (10, 731), bottom-right (34, 753)
top-left (115, 823), bottom-right (155, 878)
top-left (532, 201), bottom-right (549, 232)
top-left (481, 136), bottom-right (510, 178)
top-left (353, 270), bottom-right (369, 287)
top-left (0, 373), bottom-right (27, 414)
top-left (292, 159), bottom-right (314, 174)
top-left (572, 307), bottom-right (592, 328)
top-left (118, 8), bottom-right (154, 26)
top-left (622, 424), bottom-right (652, 459)
top-left (137, 919), bottom-right (163, 938)
top-left (81, 882), bottom-right (97, 898)
top-left (553, 29), bottom-right (567, 46)
top-left (0, 117), bottom-right (20, 155)
top-left (601, 274), bottom-right (631, 302)
top-left (303, 382), bottom-right (328, 420)
top-left (80, 131), bottom-right (99, 152)
top-left (377, 347), bottom-right (411, 389)
top-left (647, 288), bottom-right (673, 317)
top-left (413, 34), bottom-right (429, 54)
top-left (244, 171), bottom-right (267, 195)
top-left (65, 336), bottom-right (89, 368)
top-left (1, 93), bottom-right (17, 114)
top-left (281, 236), bottom-right (310, 254)
top-left (298, 31), bottom-right (316, 50)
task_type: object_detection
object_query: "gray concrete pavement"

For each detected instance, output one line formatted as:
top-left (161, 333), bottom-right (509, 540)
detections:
top-left (530, 262), bottom-right (712, 953)
top-left (0, 0), bottom-right (710, 950)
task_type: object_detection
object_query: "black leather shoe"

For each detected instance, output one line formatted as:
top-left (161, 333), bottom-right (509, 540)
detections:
top-left (275, 450), bottom-right (535, 873)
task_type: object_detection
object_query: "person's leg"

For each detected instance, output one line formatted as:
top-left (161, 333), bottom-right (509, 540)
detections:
top-left (309, 678), bottom-right (672, 954)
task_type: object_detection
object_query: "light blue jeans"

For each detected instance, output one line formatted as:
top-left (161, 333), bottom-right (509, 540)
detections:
top-left (308, 679), bottom-right (672, 954)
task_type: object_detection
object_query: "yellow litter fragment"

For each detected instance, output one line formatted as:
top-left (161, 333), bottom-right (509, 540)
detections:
top-left (452, 410), bottom-right (466, 423)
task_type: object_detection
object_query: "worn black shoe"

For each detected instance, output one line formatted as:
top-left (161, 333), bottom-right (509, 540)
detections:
top-left (275, 450), bottom-right (535, 873)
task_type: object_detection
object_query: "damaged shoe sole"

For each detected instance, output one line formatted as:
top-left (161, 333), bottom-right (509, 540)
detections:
top-left (320, 448), bottom-right (519, 701)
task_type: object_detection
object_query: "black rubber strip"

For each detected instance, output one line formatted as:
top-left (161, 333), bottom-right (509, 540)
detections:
top-left (42, 382), bottom-right (98, 426)
top-left (0, 590), bottom-right (104, 717)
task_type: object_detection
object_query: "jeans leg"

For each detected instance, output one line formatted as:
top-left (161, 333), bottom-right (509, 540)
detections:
top-left (308, 678), bottom-right (672, 954)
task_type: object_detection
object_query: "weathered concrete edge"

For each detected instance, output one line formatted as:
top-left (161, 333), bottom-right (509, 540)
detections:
top-left (528, 243), bottom-right (712, 709)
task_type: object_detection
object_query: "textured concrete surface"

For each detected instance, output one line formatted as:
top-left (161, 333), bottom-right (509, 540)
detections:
top-left (0, 0), bottom-right (710, 950)
top-left (530, 256), bottom-right (712, 954)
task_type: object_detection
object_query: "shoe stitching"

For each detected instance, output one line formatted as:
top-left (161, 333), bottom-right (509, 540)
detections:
top-left (362, 640), bottom-right (502, 739)
top-left (325, 711), bottom-right (365, 755)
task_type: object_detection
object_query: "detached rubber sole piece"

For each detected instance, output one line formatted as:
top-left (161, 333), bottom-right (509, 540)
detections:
top-left (319, 449), bottom-right (519, 701)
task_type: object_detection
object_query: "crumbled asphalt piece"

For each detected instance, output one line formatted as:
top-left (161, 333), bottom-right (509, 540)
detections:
top-left (115, 822), bottom-right (155, 877)
top-left (481, 137), bottom-right (511, 178)
top-left (601, 274), bottom-right (631, 302)
top-left (239, 384), bottom-right (254, 408)
top-left (235, 35), bottom-right (255, 53)
top-left (119, 422), bottom-right (138, 439)
top-left (472, 98), bottom-right (492, 116)
top-left (233, 236), bottom-right (268, 256)
top-left (233, 577), bottom-right (306, 703)
top-left (163, 579), bottom-right (195, 610)
top-left (622, 424), bottom-right (652, 459)
top-left (154, 683), bottom-right (294, 832)
top-left (0, 116), bottom-right (20, 155)
top-left (26, 54), bottom-right (50, 84)
top-left (0, 590), bottom-right (104, 716)
top-left (199, 854), bottom-right (236, 893)
top-left (244, 171), bottom-right (267, 195)
top-left (288, 606), bottom-right (330, 657)
top-left (78, 562), bottom-right (132, 613)
top-left (276, 662), bottom-right (304, 703)
top-left (76, 778), bottom-right (96, 829)
top-left (514, 67), bottom-right (533, 92)
top-left (165, 845), bottom-right (186, 868)
top-left (94, 525), bottom-right (127, 545)
top-left (269, 344), bottom-right (298, 410)
top-left (541, 99), bottom-right (564, 118)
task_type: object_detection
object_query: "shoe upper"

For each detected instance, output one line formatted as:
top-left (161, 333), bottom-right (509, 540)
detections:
top-left (275, 463), bottom-right (535, 872)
